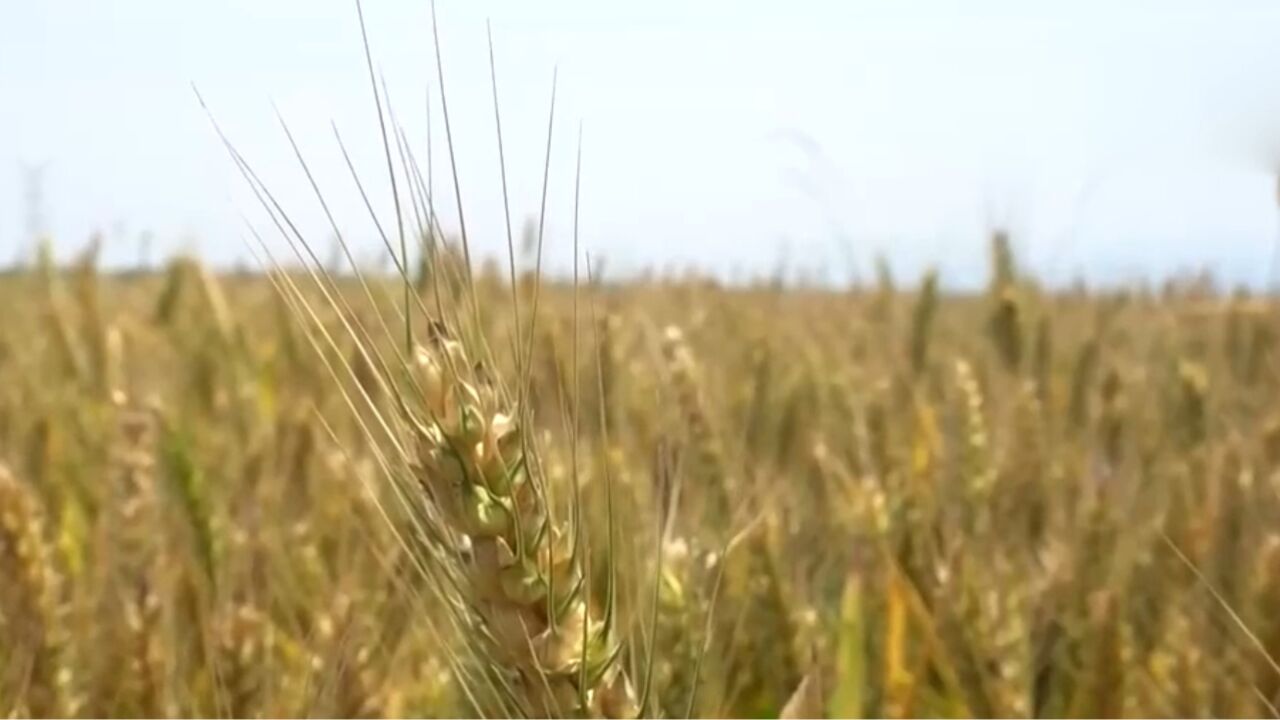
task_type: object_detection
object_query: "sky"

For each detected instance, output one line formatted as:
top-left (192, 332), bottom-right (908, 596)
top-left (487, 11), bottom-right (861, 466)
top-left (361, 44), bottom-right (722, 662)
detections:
top-left (4, 1), bottom-right (1280, 287)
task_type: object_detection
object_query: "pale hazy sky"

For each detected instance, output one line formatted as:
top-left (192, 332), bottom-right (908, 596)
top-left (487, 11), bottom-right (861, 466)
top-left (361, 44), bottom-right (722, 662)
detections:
top-left (4, 1), bottom-right (1280, 286)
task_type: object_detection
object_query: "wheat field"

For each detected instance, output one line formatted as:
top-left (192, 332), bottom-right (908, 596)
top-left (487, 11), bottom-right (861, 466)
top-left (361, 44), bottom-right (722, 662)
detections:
top-left (2, 224), bottom-right (1280, 718)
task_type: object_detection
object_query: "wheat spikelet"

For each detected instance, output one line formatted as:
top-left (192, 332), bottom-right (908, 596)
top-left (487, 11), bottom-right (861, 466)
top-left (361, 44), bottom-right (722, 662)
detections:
top-left (1098, 365), bottom-right (1126, 470)
top-left (660, 325), bottom-right (729, 520)
top-left (0, 463), bottom-right (74, 718)
top-left (36, 241), bottom-right (87, 384)
top-left (213, 603), bottom-right (271, 718)
top-left (1173, 359), bottom-right (1209, 446)
top-left (994, 380), bottom-right (1049, 547)
top-left (1032, 314), bottom-right (1054, 403)
top-left (94, 405), bottom-right (168, 717)
top-left (659, 324), bottom-right (805, 714)
top-left (909, 269), bottom-right (939, 378)
top-left (870, 253), bottom-right (897, 328)
top-left (988, 287), bottom-right (1025, 374)
top-left (308, 592), bottom-right (385, 719)
top-left (1068, 337), bottom-right (1100, 432)
top-left (1068, 590), bottom-right (1125, 718)
top-left (954, 359), bottom-right (995, 516)
top-left (72, 241), bottom-right (111, 398)
top-left (153, 257), bottom-right (190, 325)
top-left (410, 332), bottom-right (636, 717)
top-left (981, 562), bottom-right (1033, 718)
top-left (194, 259), bottom-right (237, 348)
top-left (990, 229), bottom-right (1018, 292)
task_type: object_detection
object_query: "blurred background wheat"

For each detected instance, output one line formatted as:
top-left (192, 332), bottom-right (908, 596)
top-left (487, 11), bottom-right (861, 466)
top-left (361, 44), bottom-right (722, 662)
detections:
top-left (4, 230), bottom-right (1280, 717)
